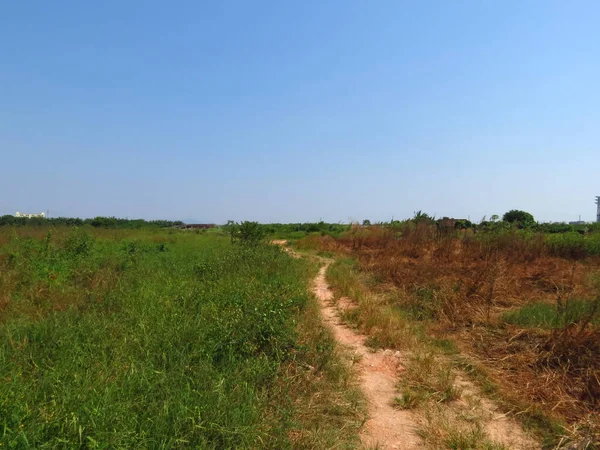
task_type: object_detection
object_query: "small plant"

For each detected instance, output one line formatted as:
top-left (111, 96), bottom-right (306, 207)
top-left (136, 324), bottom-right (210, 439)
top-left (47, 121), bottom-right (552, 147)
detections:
top-left (417, 407), bottom-right (508, 450)
top-left (395, 352), bottom-right (460, 409)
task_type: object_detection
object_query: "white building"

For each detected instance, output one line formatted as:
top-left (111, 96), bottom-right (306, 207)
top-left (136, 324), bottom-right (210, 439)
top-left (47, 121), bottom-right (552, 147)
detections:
top-left (15, 212), bottom-right (46, 219)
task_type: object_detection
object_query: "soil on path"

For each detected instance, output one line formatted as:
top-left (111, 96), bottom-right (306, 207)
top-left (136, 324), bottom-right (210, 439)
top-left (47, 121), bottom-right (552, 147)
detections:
top-left (273, 241), bottom-right (540, 449)
top-left (313, 263), bottom-right (422, 449)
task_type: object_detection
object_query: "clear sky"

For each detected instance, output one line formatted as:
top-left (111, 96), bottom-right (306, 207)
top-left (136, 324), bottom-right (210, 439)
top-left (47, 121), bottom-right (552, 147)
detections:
top-left (1, 1), bottom-right (598, 223)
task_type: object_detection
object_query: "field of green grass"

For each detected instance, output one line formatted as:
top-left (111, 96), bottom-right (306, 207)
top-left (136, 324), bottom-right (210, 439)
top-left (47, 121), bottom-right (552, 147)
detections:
top-left (0, 226), bottom-right (363, 449)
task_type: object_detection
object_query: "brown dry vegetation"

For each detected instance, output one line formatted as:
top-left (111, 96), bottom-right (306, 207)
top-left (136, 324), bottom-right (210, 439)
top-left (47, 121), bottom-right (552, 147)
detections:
top-left (297, 224), bottom-right (600, 447)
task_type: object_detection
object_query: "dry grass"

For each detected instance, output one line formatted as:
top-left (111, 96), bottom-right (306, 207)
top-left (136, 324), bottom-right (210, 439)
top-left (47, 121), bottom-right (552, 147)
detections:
top-left (395, 352), bottom-right (461, 409)
top-left (417, 406), bottom-right (507, 450)
top-left (300, 225), bottom-right (600, 446)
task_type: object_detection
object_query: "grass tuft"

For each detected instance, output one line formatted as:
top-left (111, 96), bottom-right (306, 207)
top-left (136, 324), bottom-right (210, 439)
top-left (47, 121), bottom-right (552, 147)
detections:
top-left (395, 352), bottom-right (461, 409)
top-left (503, 299), bottom-right (600, 329)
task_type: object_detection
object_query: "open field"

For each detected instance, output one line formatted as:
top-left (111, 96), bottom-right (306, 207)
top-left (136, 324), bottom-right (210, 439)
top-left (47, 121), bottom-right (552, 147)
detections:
top-left (2, 218), bottom-right (599, 449)
top-left (0, 225), bottom-right (364, 448)
top-left (297, 222), bottom-right (600, 448)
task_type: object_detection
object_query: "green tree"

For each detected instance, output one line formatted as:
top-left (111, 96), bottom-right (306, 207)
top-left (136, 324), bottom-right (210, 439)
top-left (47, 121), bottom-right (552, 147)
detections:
top-left (238, 221), bottom-right (264, 245)
top-left (413, 210), bottom-right (434, 223)
top-left (362, 219), bottom-right (371, 226)
top-left (224, 220), bottom-right (237, 244)
top-left (503, 210), bottom-right (535, 227)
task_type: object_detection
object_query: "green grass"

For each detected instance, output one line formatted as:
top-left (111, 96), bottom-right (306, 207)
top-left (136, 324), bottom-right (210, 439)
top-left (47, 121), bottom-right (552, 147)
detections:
top-left (0, 227), bottom-right (363, 448)
top-left (502, 300), bottom-right (600, 329)
top-left (325, 258), bottom-right (364, 301)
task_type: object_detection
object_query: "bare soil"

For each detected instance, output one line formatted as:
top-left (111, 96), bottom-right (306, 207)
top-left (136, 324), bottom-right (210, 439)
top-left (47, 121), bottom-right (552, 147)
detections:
top-left (277, 240), bottom-right (540, 449)
top-left (313, 263), bottom-right (422, 449)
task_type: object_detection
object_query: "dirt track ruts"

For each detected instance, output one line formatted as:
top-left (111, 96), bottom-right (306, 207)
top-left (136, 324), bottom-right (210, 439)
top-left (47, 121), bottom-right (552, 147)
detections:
top-left (312, 262), bottom-right (422, 449)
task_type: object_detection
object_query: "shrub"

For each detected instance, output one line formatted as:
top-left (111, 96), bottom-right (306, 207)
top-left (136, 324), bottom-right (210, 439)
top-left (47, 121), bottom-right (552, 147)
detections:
top-left (502, 210), bottom-right (535, 227)
top-left (238, 221), bottom-right (265, 245)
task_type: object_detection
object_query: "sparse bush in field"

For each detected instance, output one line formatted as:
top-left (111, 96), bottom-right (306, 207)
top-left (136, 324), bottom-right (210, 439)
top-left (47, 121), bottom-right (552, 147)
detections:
top-left (63, 227), bottom-right (95, 257)
top-left (413, 210), bottom-right (435, 224)
top-left (238, 220), bottom-right (265, 244)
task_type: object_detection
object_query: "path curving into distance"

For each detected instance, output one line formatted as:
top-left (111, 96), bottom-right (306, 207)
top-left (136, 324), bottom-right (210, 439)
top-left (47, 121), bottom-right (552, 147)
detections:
top-left (312, 262), bottom-right (422, 449)
top-left (274, 240), bottom-right (539, 450)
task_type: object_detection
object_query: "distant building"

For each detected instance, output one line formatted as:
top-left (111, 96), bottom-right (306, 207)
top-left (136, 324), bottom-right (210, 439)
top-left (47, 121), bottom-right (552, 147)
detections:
top-left (15, 212), bottom-right (45, 219)
top-left (569, 221), bottom-right (586, 225)
top-left (596, 196), bottom-right (600, 223)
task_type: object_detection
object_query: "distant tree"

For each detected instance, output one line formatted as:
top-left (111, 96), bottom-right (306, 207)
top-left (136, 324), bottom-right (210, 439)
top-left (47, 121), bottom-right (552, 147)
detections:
top-left (490, 214), bottom-right (499, 222)
top-left (503, 210), bottom-right (535, 227)
top-left (413, 210), bottom-right (434, 223)
top-left (90, 217), bottom-right (118, 228)
top-left (455, 219), bottom-right (473, 230)
top-left (362, 219), bottom-right (371, 226)
top-left (224, 220), bottom-right (237, 244)
top-left (238, 221), bottom-right (264, 245)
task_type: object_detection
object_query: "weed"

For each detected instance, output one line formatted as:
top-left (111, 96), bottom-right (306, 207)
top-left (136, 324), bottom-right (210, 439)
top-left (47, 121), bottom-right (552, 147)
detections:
top-left (417, 407), bottom-right (507, 450)
top-left (395, 352), bottom-right (461, 409)
top-left (0, 227), bottom-right (363, 448)
top-left (503, 300), bottom-right (600, 329)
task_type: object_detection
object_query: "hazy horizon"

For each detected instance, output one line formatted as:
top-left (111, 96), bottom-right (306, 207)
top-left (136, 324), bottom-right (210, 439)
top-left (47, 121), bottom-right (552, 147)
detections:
top-left (2, 1), bottom-right (599, 224)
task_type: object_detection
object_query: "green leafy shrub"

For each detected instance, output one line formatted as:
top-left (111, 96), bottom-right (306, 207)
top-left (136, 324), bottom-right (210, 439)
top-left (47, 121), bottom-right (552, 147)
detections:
top-left (503, 210), bottom-right (535, 227)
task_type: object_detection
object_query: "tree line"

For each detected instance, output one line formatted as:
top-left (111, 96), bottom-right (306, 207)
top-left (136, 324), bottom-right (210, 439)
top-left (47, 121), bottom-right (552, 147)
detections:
top-left (0, 215), bottom-right (184, 229)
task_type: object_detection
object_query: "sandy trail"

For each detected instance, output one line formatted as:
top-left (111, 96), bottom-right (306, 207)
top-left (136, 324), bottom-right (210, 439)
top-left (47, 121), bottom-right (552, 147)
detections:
top-left (312, 263), bottom-right (422, 449)
top-left (274, 240), bottom-right (539, 449)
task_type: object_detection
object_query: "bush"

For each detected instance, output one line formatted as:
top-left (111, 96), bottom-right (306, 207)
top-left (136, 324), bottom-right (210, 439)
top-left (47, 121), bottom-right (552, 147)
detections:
top-left (503, 210), bottom-right (535, 227)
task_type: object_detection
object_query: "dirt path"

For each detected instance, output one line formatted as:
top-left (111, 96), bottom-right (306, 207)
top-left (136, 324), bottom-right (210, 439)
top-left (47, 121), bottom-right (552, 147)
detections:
top-left (313, 263), bottom-right (423, 449)
top-left (274, 241), bottom-right (540, 449)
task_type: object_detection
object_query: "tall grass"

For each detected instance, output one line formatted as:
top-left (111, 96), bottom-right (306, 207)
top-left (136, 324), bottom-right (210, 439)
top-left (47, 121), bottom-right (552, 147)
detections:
top-left (0, 226), bottom-right (363, 448)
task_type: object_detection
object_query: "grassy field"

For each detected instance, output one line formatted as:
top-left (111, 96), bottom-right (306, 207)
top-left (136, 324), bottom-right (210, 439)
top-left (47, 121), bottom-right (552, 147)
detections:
top-left (297, 223), bottom-right (600, 448)
top-left (0, 226), bottom-right (364, 449)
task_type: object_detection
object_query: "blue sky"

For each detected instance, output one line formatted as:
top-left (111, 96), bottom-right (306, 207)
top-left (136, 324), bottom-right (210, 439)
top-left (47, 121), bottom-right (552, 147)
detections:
top-left (1, 1), bottom-right (598, 223)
